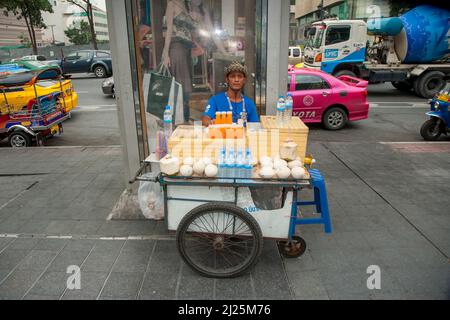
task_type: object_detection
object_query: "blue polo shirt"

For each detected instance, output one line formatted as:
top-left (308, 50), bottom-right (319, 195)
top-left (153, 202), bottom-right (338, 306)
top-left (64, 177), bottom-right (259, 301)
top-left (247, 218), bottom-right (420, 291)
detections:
top-left (204, 92), bottom-right (259, 123)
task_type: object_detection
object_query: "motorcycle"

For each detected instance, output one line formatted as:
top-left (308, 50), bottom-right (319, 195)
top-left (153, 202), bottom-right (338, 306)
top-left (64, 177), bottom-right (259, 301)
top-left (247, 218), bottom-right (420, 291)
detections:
top-left (420, 89), bottom-right (450, 141)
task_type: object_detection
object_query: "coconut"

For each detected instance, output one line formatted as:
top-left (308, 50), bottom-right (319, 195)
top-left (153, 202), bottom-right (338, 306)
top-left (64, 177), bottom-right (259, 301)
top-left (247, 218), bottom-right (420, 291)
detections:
top-left (179, 165), bottom-right (193, 177)
top-left (291, 166), bottom-right (306, 179)
top-left (204, 164), bottom-right (218, 177)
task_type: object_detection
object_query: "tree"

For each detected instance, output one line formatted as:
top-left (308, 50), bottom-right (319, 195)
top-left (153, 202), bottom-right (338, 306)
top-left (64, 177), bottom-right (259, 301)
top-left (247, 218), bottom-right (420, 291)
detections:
top-left (0, 0), bottom-right (53, 54)
top-left (66, 0), bottom-right (98, 50)
top-left (64, 20), bottom-right (91, 45)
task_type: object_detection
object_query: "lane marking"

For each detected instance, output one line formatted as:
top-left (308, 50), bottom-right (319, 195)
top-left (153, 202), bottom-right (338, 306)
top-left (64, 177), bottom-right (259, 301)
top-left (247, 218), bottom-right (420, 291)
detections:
top-left (0, 233), bottom-right (175, 241)
top-left (379, 141), bottom-right (450, 144)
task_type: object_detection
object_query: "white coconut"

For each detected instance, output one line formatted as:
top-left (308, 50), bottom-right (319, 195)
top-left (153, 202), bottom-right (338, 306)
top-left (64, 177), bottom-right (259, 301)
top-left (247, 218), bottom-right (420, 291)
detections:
top-left (201, 157), bottom-right (212, 166)
top-left (193, 160), bottom-right (206, 175)
top-left (179, 165), bottom-right (193, 177)
top-left (160, 155), bottom-right (180, 176)
top-left (259, 166), bottom-right (275, 179)
top-left (260, 156), bottom-right (273, 168)
top-left (204, 164), bottom-right (218, 177)
top-left (183, 157), bottom-right (194, 166)
top-left (288, 159), bottom-right (303, 169)
top-left (276, 166), bottom-right (291, 179)
top-left (273, 158), bottom-right (288, 169)
top-left (291, 166), bottom-right (306, 179)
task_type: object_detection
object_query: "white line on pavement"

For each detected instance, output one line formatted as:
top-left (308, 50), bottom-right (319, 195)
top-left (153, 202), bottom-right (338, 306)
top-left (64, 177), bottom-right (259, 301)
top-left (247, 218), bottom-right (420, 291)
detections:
top-left (379, 141), bottom-right (450, 144)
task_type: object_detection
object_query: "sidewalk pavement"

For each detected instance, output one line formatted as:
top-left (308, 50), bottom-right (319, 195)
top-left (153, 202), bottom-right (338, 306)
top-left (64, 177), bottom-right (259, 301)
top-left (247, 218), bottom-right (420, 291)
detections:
top-left (0, 143), bottom-right (448, 300)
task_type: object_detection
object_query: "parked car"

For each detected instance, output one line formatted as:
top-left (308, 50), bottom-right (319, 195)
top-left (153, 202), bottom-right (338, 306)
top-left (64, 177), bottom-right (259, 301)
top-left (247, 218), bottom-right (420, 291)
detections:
top-left (288, 46), bottom-right (303, 66)
top-left (47, 50), bottom-right (113, 78)
top-left (101, 77), bottom-right (115, 98)
top-left (0, 65), bottom-right (78, 114)
top-left (288, 68), bottom-right (369, 130)
top-left (10, 55), bottom-right (47, 62)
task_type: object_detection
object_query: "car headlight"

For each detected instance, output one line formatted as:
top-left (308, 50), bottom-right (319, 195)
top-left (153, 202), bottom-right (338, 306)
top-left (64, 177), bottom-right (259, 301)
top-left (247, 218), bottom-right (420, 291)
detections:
top-left (434, 101), bottom-right (440, 110)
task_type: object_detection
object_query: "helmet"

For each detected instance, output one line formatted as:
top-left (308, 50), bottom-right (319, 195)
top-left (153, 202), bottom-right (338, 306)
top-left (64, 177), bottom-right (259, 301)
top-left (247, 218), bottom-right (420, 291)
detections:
top-left (224, 61), bottom-right (248, 78)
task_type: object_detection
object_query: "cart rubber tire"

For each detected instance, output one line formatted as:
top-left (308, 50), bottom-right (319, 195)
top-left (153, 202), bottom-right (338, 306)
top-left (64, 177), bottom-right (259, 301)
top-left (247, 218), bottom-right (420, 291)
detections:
top-left (176, 202), bottom-right (263, 278)
top-left (420, 119), bottom-right (442, 141)
top-left (8, 131), bottom-right (31, 148)
top-left (414, 71), bottom-right (446, 99)
top-left (323, 107), bottom-right (348, 130)
top-left (277, 236), bottom-right (306, 258)
top-left (94, 65), bottom-right (107, 78)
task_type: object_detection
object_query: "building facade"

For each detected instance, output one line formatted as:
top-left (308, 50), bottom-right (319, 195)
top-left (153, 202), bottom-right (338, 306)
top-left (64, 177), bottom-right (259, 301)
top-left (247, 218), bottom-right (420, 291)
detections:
top-left (42, 0), bottom-right (109, 46)
top-left (0, 9), bottom-right (44, 47)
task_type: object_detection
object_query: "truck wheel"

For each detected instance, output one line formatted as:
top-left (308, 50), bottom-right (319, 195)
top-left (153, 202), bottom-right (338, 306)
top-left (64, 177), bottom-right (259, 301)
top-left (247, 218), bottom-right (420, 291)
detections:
top-left (334, 70), bottom-right (356, 78)
top-left (8, 131), bottom-right (32, 147)
top-left (414, 71), bottom-right (446, 99)
top-left (420, 119), bottom-right (442, 141)
top-left (94, 65), bottom-right (107, 78)
top-left (392, 81), bottom-right (412, 92)
top-left (323, 107), bottom-right (348, 130)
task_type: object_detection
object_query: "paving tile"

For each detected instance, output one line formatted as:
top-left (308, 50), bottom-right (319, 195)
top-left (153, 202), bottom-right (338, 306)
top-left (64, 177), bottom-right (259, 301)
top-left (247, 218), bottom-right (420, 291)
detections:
top-left (111, 250), bottom-right (151, 273)
top-left (33, 239), bottom-right (68, 251)
top-left (70, 221), bottom-right (104, 235)
top-left (0, 270), bottom-right (42, 299)
top-left (177, 273), bottom-right (214, 300)
top-left (287, 270), bottom-right (329, 299)
top-left (0, 249), bottom-right (30, 270)
top-left (215, 275), bottom-right (254, 300)
top-left (61, 271), bottom-right (108, 300)
top-left (81, 250), bottom-right (121, 272)
top-left (252, 270), bottom-right (291, 300)
top-left (44, 221), bottom-right (75, 235)
top-left (16, 250), bottom-right (59, 271)
top-left (64, 239), bottom-right (96, 252)
top-left (47, 249), bottom-right (91, 272)
top-left (27, 271), bottom-right (68, 297)
top-left (23, 294), bottom-right (60, 300)
top-left (99, 272), bottom-right (143, 299)
top-left (138, 271), bottom-right (178, 300)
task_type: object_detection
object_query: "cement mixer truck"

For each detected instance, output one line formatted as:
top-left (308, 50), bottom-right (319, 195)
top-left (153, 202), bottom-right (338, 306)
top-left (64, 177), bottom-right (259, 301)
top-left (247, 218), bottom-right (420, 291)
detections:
top-left (303, 5), bottom-right (450, 98)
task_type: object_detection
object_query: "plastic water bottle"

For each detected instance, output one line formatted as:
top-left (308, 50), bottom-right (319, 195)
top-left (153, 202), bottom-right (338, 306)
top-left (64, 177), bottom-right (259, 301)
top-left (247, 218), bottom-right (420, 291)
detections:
top-left (244, 148), bottom-right (253, 181)
top-left (226, 148), bottom-right (236, 180)
top-left (217, 148), bottom-right (226, 182)
top-left (163, 105), bottom-right (172, 137)
top-left (285, 93), bottom-right (293, 123)
top-left (276, 96), bottom-right (285, 127)
top-left (236, 149), bottom-right (246, 179)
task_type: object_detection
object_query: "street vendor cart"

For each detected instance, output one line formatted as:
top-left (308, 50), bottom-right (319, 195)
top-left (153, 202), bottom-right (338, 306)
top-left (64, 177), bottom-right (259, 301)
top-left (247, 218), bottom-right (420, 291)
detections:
top-left (134, 116), bottom-right (332, 278)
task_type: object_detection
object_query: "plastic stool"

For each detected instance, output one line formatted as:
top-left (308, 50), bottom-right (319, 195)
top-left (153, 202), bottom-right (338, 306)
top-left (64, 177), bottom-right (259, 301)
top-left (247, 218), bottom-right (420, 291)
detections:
top-left (291, 169), bottom-right (332, 234)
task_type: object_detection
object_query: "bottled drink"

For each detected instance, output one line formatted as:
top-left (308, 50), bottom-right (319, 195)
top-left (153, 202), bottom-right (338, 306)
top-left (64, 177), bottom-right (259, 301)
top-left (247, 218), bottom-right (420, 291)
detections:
top-left (226, 111), bottom-right (232, 124)
top-left (163, 105), bottom-right (172, 137)
top-left (225, 147), bottom-right (236, 180)
top-left (244, 148), bottom-right (253, 181)
top-left (216, 111), bottom-right (222, 124)
top-left (285, 93), bottom-right (293, 123)
top-left (217, 148), bottom-right (226, 182)
top-left (235, 149), bottom-right (246, 179)
top-left (276, 96), bottom-right (285, 127)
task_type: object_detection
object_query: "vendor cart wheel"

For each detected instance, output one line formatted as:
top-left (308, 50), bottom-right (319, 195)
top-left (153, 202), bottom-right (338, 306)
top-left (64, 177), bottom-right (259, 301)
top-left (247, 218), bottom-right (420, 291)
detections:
top-left (277, 236), bottom-right (306, 258)
top-left (8, 131), bottom-right (31, 148)
top-left (177, 203), bottom-right (263, 278)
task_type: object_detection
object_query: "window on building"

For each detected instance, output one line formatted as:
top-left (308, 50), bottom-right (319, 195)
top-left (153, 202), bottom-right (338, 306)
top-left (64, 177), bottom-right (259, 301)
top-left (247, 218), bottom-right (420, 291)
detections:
top-left (295, 74), bottom-right (329, 90)
top-left (325, 25), bottom-right (350, 45)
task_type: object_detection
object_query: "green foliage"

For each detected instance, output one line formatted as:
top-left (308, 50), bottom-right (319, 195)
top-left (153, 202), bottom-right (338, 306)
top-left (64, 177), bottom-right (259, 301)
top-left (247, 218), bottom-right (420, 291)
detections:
top-left (18, 33), bottom-right (31, 47)
top-left (64, 20), bottom-right (91, 45)
top-left (0, 0), bottom-right (53, 29)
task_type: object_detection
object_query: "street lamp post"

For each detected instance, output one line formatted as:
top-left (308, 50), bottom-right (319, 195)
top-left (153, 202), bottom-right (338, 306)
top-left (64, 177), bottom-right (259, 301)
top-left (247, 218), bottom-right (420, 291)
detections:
top-left (48, 24), bottom-right (56, 44)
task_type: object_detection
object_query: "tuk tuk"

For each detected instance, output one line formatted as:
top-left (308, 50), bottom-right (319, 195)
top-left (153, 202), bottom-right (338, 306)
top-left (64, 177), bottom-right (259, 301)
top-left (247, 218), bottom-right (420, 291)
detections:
top-left (0, 67), bottom-right (71, 147)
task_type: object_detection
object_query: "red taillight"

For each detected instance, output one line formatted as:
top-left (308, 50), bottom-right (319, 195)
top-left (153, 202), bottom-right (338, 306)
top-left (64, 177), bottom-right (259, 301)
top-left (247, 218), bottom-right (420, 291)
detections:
top-left (315, 53), bottom-right (322, 62)
top-left (363, 90), bottom-right (367, 97)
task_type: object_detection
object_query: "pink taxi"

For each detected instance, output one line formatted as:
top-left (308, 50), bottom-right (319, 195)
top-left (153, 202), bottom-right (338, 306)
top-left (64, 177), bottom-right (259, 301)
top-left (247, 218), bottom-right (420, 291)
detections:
top-left (288, 68), bottom-right (369, 130)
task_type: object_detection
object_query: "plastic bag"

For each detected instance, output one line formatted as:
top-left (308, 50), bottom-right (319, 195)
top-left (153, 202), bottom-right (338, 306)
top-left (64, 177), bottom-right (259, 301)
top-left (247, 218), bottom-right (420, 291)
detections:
top-left (248, 186), bottom-right (287, 210)
top-left (138, 173), bottom-right (164, 220)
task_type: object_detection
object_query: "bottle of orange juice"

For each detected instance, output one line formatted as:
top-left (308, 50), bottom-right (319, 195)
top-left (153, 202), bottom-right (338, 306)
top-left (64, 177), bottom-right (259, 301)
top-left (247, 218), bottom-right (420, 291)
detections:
top-left (216, 112), bottom-right (222, 124)
top-left (226, 111), bottom-right (232, 124)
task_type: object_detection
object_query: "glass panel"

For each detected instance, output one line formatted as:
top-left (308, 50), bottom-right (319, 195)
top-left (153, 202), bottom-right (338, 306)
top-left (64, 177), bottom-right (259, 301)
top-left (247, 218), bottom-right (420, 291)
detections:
top-left (78, 51), bottom-right (91, 60)
top-left (295, 74), bottom-right (329, 90)
top-left (127, 0), bottom-right (262, 156)
top-left (325, 25), bottom-right (350, 45)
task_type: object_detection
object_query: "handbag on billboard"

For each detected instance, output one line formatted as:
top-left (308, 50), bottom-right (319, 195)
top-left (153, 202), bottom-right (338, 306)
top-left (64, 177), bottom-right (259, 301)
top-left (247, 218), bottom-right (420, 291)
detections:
top-left (146, 63), bottom-right (174, 120)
